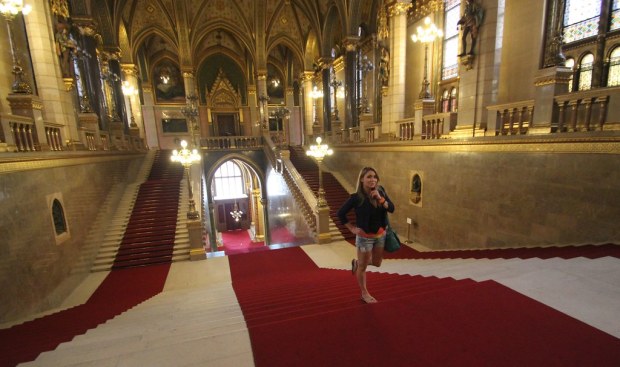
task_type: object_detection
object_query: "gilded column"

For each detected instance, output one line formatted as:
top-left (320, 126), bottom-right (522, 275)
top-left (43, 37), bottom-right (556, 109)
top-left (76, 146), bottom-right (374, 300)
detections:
top-left (251, 189), bottom-right (264, 241)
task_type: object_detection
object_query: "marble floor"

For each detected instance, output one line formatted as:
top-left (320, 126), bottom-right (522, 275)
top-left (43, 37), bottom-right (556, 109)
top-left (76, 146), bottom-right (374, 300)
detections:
top-left (17, 240), bottom-right (620, 366)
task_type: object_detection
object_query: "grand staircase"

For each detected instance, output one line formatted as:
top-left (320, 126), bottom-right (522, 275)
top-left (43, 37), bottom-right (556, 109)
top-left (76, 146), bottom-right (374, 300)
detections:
top-left (112, 150), bottom-right (184, 269)
top-left (92, 150), bottom-right (187, 271)
top-left (288, 146), bottom-right (355, 242)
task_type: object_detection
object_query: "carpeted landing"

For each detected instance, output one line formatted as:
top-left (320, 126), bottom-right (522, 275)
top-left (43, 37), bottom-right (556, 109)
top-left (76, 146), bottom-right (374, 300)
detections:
top-left (230, 246), bottom-right (620, 367)
top-left (2, 244), bottom-right (620, 366)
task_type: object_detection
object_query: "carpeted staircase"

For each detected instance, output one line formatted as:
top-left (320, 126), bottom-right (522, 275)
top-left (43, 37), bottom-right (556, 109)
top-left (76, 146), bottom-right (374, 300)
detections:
top-left (288, 146), bottom-right (355, 241)
top-left (112, 150), bottom-right (184, 269)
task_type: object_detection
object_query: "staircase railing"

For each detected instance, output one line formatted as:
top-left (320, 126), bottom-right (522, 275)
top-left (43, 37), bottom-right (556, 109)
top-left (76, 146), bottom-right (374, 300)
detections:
top-left (263, 136), bottom-right (317, 233)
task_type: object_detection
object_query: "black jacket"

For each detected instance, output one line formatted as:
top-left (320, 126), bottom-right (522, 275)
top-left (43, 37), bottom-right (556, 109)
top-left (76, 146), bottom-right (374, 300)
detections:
top-left (337, 187), bottom-right (395, 233)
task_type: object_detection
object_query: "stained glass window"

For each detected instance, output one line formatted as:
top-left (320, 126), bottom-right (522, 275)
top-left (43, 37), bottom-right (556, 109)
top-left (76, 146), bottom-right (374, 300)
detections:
top-left (442, 90), bottom-right (450, 112)
top-left (565, 58), bottom-right (575, 92)
top-left (442, 0), bottom-right (460, 80)
top-left (450, 87), bottom-right (458, 112)
top-left (608, 48), bottom-right (620, 87)
top-left (611, 0), bottom-right (620, 31)
top-left (214, 161), bottom-right (245, 199)
top-left (578, 53), bottom-right (594, 91)
top-left (563, 0), bottom-right (601, 43)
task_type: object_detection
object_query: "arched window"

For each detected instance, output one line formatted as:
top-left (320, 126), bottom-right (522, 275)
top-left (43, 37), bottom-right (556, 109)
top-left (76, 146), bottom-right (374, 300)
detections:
top-left (565, 58), bottom-right (575, 92)
top-left (442, 89), bottom-right (450, 112)
top-left (213, 161), bottom-right (245, 199)
top-left (607, 47), bottom-right (620, 87)
top-left (578, 53), bottom-right (594, 91)
top-left (442, 0), bottom-right (461, 80)
top-left (563, 0), bottom-right (601, 43)
top-left (450, 87), bottom-right (458, 112)
top-left (52, 199), bottom-right (67, 235)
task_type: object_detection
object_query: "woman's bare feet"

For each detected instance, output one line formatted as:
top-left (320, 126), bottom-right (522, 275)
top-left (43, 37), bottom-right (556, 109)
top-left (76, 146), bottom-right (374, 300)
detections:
top-left (361, 294), bottom-right (377, 304)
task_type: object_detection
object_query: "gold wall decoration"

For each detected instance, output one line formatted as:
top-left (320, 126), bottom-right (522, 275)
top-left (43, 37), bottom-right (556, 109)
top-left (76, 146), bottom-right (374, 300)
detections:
top-left (387, 1), bottom-right (412, 17)
top-left (50, 0), bottom-right (70, 18)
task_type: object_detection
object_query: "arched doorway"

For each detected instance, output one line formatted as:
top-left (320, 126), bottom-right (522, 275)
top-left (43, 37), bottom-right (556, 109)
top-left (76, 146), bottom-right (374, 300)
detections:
top-left (205, 156), bottom-right (268, 255)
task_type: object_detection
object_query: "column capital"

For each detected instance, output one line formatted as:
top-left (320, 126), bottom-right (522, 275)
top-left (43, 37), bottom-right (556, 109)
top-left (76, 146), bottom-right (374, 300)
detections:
top-left (387, 1), bottom-right (412, 17)
top-left (317, 57), bottom-right (334, 69)
top-left (72, 16), bottom-right (99, 38)
top-left (300, 71), bottom-right (315, 82)
top-left (342, 37), bottom-right (360, 52)
top-left (120, 63), bottom-right (138, 78)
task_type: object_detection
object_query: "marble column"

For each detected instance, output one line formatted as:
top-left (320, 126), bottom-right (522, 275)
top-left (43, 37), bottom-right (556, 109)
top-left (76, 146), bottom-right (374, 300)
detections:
top-left (256, 72), bottom-right (269, 131)
top-left (301, 71), bottom-right (315, 142)
top-left (24, 4), bottom-right (81, 149)
top-left (343, 37), bottom-right (360, 132)
top-left (383, 1), bottom-right (412, 136)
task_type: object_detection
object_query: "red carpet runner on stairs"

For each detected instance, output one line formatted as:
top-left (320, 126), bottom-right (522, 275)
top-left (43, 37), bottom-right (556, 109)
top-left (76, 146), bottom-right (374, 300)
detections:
top-left (229, 247), bottom-right (620, 367)
top-left (0, 265), bottom-right (170, 367)
top-left (0, 150), bottom-right (181, 366)
top-left (113, 150), bottom-right (184, 269)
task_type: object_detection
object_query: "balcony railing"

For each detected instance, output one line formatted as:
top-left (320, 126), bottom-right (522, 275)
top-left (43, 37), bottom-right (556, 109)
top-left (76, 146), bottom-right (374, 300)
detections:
top-left (554, 87), bottom-right (620, 132)
top-left (201, 136), bottom-right (263, 150)
top-left (487, 101), bottom-right (534, 136)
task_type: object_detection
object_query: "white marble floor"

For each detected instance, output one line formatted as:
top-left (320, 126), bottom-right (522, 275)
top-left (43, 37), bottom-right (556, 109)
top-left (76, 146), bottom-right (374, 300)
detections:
top-left (17, 240), bottom-right (620, 366)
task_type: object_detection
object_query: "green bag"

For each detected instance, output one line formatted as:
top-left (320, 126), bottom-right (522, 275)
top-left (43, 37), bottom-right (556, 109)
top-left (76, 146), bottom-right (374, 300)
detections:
top-left (384, 213), bottom-right (401, 253)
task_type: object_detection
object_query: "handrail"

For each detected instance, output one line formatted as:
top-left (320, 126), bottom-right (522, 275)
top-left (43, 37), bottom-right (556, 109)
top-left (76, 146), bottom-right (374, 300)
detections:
top-left (487, 100), bottom-right (535, 136)
top-left (263, 134), bottom-right (317, 231)
top-left (554, 87), bottom-right (619, 132)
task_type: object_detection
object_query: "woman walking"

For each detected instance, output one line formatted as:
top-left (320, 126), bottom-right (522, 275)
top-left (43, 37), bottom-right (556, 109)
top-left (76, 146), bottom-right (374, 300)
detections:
top-left (337, 167), bottom-right (395, 303)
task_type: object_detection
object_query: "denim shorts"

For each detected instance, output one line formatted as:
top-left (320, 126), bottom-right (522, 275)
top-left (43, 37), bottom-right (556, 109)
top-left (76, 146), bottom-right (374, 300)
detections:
top-left (355, 234), bottom-right (386, 253)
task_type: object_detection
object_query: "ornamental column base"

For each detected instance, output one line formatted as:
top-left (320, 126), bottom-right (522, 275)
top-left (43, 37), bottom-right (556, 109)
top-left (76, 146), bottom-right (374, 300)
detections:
top-left (187, 219), bottom-right (206, 261)
top-left (315, 205), bottom-right (332, 244)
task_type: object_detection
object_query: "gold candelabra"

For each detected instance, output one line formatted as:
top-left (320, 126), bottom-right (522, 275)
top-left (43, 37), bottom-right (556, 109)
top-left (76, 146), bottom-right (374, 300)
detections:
top-left (121, 80), bottom-right (138, 128)
top-left (306, 136), bottom-right (333, 207)
top-left (310, 86), bottom-right (323, 126)
top-left (411, 17), bottom-right (443, 99)
top-left (0, 0), bottom-right (32, 94)
top-left (171, 140), bottom-right (201, 219)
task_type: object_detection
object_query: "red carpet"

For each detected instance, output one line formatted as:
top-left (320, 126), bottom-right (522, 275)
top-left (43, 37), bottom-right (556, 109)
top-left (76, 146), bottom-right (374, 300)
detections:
top-left (229, 247), bottom-right (620, 367)
top-left (379, 241), bottom-right (620, 260)
top-left (220, 227), bottom-right (304, 255)
top-left (221, 229), bottom-right (268, 255)
top-left (0, 264), bottom-right (170, 367)
top-left (113, 150), bottom-right (183, 268)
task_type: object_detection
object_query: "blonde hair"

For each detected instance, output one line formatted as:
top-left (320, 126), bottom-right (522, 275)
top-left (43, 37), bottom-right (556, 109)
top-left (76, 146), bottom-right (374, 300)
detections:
top-left (355, 167), bottom-right (380, 205)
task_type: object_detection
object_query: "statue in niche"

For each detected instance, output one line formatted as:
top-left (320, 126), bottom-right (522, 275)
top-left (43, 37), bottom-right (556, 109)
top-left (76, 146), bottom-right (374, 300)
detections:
top-left (457, 0), bottom-right (484, 56)
top-left (410, 174), bottom-right (422, 204)
top-left (55, 21), bottom-right (78, 78)
top-left (379, 47), bottom-right (390, 87)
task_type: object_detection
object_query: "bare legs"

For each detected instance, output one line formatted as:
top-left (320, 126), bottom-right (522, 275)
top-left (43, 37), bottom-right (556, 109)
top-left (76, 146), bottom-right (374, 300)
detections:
top-left (355, 245), bottom-right (384, 303)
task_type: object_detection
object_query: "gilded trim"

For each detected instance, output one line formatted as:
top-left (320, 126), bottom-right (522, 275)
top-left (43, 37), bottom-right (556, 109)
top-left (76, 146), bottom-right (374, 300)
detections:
top-left (388, 1), bottom-right (413, 17)
top-left (0, 154), bottom-right (143, 175)
top-left (333, 136), bottom-right (620, 155)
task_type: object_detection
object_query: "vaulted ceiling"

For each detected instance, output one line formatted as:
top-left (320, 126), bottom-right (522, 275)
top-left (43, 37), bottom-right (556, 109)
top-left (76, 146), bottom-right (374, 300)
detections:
top-left (83, 0), bottom-right (381, 85)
